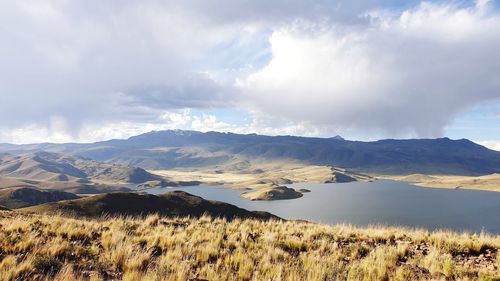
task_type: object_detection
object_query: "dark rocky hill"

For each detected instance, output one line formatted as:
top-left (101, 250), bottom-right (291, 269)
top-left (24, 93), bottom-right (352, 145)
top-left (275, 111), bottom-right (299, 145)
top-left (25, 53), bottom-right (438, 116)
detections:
top-left (0, 187), bottom-right (80, 209)
top-left (23, 191), bottom-right (278, 220)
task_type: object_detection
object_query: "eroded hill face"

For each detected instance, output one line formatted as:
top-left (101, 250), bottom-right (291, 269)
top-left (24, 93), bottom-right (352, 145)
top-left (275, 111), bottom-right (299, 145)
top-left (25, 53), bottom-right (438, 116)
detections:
top-left (0, 153), bottom-right (86, 182)
top-left (0, 151), bottom-right (159, 184)
top-left (0, 151), bottom-right (164, 194)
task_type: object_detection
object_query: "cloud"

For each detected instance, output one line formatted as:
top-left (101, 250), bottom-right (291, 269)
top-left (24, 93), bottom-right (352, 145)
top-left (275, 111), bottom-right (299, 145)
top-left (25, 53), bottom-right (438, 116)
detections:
top-left (0, 0), bottom-right (499, 143)
top-left (191, 113), bottom-right (327, 137)
top-left (0, 0), bottom-right (248, 129)
top-left (238, 1), bottom-right (500, 137)
top-left (477, 141), bottom-right (500, 151)
top-left (2, 0), bottom-right (384, 128)
top-left (0, 110), bottom-right (325, 144)
top-left (0, 109), bottom-right (193, 144)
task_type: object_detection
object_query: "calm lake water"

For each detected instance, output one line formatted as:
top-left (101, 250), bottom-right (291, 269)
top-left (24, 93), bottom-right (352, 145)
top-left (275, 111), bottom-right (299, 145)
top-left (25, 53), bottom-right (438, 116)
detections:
top-left (144, 180), bottom-right (500, 234)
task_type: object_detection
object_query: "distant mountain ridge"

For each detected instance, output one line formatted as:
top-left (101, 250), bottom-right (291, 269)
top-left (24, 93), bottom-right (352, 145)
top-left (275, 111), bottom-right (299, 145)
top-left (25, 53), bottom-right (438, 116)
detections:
top-left (1, 130), bottom-right (499, 175)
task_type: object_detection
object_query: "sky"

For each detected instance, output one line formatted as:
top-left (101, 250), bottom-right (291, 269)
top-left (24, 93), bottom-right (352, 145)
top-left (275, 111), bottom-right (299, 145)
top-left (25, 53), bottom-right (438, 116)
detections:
top-left (0, 0), bottom-right (499, 150)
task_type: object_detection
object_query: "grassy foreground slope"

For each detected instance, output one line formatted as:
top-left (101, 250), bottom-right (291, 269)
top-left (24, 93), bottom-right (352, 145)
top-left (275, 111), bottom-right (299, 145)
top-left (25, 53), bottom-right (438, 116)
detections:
top-left (0, 212), bottom-right (499, 281)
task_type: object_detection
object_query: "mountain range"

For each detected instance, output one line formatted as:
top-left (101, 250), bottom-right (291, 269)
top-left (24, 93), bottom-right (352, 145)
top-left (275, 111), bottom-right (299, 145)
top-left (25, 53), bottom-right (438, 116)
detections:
top-left (1, 130), bottom-right (499, 175)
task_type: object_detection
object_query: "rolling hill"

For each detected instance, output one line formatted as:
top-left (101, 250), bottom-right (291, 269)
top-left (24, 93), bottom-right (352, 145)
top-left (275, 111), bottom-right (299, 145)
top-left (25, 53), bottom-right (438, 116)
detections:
top-left (394, 173), bottom-right (500, 192)
top-left (0, 151), bottom-right (172, 194)
top-left (23, 191), bottom-right (278, 220)
top-left (1, 130), bottom-right (499, 175)
top-left (0, 151), bottom-right (159, 184)
top-left (0, 187), bottom-right (79, 209)
top-left (0, 205), bottom-right (11, 211)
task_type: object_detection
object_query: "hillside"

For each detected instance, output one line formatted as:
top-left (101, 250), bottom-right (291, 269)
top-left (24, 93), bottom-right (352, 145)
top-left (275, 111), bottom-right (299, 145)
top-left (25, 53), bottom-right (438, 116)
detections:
top-left (0, 211), bottom-right (499, 280)
top-left (151, 164), bottom-right (370, 192)
top-left (1, 130), bottom-right (499, 175)
top-left (0, 152), bottom-right (86, 182)
top-left (390, 173), bottom-right (500, 192)
top-left (23, 191), bottom-right (277, 220)
top-left (240, 185), bottom-right (304, 200)
top-left (0, 151), bottom-right (160, 184)
top-left (0, 187), bottom-right (79, 209)
top-left (0, 152), bottom-right (172, 194)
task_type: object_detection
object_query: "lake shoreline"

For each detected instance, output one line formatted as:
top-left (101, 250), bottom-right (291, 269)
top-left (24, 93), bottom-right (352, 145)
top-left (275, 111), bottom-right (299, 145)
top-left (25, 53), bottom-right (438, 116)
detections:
top-left (143, 180), bottom-right (500, 234)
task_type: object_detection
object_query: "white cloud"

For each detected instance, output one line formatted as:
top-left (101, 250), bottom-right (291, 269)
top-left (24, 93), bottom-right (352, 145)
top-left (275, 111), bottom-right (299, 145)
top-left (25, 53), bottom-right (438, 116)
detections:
top-left (239, 1), bottom-right (500, 137)
top-left (78, 122), bottom-right (179, 143)
top-left (0, 110), bottom-right (193, 144)
top-left (79, 110), bottom-right (193, 142)
top-left (0, 125), bottom-right (50, 144)
top-left (191, 114), bottom-right (326, 137)
top-left (477, 141), bottom-right (500, 151)
top-left (0, 116), bottom-right (73, 144)
top-left (1, 110), bottom-right (328, 144)
top-left (191, 115), bottom-right (235, 132)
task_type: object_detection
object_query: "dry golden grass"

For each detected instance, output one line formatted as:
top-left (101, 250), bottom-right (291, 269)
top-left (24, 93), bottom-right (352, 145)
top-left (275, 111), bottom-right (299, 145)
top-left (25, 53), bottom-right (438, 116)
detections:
top-left (151, 163), bottom-right (372, 192)
top-left (240, 186), bottom-right (303, 200)
top-left (0, 211), bottom-right (499, 281)
top-left (384, 173), bottom-right (500, 192)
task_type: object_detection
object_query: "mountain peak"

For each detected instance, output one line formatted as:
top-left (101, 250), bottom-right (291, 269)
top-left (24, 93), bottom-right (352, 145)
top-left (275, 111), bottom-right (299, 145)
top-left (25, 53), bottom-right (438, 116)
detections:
top-left (331, 135), bottom-right (345, 141)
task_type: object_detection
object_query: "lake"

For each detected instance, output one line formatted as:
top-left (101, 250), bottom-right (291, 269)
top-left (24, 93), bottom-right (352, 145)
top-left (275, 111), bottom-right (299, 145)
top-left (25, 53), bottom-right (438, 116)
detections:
top-left (144, 180), bottom-right (500, 234)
